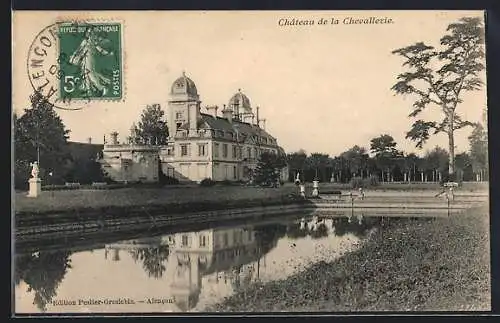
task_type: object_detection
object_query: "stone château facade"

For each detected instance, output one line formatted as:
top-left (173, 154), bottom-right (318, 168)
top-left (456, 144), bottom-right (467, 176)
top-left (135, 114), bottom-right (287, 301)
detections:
top-left (101, 73), bottom-right (288, 183)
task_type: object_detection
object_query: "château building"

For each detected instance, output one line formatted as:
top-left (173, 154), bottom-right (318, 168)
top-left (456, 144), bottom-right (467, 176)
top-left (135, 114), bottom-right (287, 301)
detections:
top-left (101, 72), bottom-right (288, 183)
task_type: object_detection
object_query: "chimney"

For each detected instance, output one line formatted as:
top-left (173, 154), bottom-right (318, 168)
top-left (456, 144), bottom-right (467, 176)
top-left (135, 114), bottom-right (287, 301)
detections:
top-left (206, 105), bottom-right (219, 118)
top-left (256, 106), bottom-right (260, 127)
top-left (260, 119), bottom-right (267, 130)
top-left (222, 104), bottom-right (233, 123)
top-left (87, 137), bottom-right (92, 144)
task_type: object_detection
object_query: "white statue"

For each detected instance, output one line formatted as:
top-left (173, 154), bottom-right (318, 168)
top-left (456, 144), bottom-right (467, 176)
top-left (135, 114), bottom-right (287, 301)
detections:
top-left (295, 172), bottom-right (301, 185)
top-left (30, 161), bottom-right (39, 179)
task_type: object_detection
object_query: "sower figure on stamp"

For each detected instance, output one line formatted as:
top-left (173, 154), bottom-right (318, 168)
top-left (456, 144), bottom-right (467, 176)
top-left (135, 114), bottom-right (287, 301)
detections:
top-left (69, 27), bottom-right (115, 96)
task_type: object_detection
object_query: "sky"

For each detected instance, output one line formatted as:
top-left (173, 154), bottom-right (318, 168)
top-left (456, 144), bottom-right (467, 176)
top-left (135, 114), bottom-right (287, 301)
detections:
top-left (12, 10), bottom-right (487, 157)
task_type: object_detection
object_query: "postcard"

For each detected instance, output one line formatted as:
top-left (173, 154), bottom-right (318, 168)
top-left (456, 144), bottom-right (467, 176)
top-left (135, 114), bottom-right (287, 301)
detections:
top-left (12, 10), bottom-right (489, 314)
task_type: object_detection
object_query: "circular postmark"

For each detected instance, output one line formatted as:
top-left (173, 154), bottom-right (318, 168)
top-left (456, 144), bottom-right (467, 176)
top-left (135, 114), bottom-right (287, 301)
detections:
top-left (27, 20), bottom-right (123, 110)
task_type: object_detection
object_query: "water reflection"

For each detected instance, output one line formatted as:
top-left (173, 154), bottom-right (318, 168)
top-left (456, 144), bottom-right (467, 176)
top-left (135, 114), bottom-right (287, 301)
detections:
top-left (14, 251), bottom-right (72, 312)
top-left (14, 213), bottom-right (420, 313)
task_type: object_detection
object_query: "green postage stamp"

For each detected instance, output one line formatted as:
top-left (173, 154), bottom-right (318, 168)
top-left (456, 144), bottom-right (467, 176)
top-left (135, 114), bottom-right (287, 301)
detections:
top-left (58, 22), bottom-right (122, 100)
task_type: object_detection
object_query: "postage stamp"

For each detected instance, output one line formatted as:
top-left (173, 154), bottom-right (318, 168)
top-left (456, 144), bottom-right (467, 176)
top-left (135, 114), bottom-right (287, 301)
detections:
top-left (58, 22), bottom-right (123, 100)
top-left (26, 20), bottom-right (123, 110)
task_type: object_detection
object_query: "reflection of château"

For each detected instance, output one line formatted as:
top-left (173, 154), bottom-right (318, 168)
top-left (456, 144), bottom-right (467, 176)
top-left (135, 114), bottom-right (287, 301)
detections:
top-left (105, 224), bottom-right (277, 311)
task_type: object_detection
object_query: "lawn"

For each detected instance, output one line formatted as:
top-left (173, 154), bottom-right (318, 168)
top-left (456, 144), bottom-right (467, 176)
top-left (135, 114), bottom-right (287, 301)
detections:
top-left (14, 181), bottom-right (488, 214)
top-left (14, 185), bottom-right (298, 214)
top-left (207, 204), bottom-right (490, 312)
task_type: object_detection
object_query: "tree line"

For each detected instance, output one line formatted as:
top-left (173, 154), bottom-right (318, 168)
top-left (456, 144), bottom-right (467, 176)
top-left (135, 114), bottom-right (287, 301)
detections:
top-left (285, 131), bottom-right (487, 184)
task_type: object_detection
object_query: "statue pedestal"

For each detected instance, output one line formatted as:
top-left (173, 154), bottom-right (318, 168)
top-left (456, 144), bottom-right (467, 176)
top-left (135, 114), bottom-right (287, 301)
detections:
top-left (28, 178), bottom-right (42, 198)
top-left (312, 180), bottom-right (319, 197)
top-left (299, 184), bottom-right (306, 198)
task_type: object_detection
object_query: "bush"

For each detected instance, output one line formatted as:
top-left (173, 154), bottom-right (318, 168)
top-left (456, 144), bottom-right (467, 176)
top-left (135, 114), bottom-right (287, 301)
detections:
top-left (199, 178), bottom-right (216, 187)
top-left (219, 180), bottom-right (234, 186)
top-left (367, 175), bottom-right (379, 187)
top-left (350, 177), bottom-right (364, 189)
top-left (161, 175), bottom-right (179, 185)
top-left (350, 176), bottom-right (379, 189)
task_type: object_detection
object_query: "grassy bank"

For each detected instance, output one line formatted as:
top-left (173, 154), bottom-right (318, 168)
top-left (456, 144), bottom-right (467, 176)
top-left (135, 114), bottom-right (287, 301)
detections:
top-left (14, 181), bottom-right (488, 214)
top-left (208, 204), bottom-right (490, 312)
top-left (15, 186), bottom-right (299, 214)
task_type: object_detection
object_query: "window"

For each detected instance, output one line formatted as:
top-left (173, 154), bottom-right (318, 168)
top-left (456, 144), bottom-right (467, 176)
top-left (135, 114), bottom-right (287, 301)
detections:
top-left (181, 235), bottom-right (189, 247)
top-left (248, 230), bottom-right (252, 241)
top-left (214, 143), bottom-right (219, 158)
top-left (222, 144), bottom-right (228, 158)
top-left (176, 122), bottom-right (182, 130)
top-left (198, 144), bottom-right (207, 156)
top-left (176, 112), bottom-right (183, 119)
top-left (199, 235), bottom-right (206, 247)
top-left (232, 145), bottom-right (237, 159)
top-left (234, 166), bottom-right (237, 179)
top-left (254, 148), bottom-right (258, 158)
top-left (180, 144), bottom-right (188, 156)
top-left (223, 233), bottom-right (228, 247)
top-left (247, 147), bottom-right (251, 159)
top-left (167, 147), bottom-right (174, 156)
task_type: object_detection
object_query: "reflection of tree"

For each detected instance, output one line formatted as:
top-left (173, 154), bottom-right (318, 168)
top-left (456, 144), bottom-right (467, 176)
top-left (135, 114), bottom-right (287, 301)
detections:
top-left (129, 246), bottom-right (170, 279)
top-left (309, 223), bottom-right (329, 239)
top-left (254, 223), bottom-right (287, 255)
top-left (15, 251), bottom-right (72, 312)
top-left (332, 216), bottom-right (382, 238)
top-left (286, 222), bottom-right (308, 239)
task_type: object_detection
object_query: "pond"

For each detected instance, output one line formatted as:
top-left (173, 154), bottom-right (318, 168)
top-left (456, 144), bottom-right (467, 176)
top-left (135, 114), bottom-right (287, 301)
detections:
top-left (14, 212), bottom-right (438, 313)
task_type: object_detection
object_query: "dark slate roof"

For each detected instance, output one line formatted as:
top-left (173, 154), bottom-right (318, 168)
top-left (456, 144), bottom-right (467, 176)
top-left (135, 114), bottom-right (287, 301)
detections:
top-left (228, 90), bottom-right (252, 113)
top-left (170, 73), bottom-right (198, 96)
top-left (178, 113), bottom-right (278, 146)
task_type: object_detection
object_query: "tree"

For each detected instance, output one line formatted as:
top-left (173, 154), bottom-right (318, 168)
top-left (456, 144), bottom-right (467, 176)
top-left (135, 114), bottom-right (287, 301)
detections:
top-left (254, 151), bottom-right (287, 186)
top-left (369, 134), bottom-right (398, 157)
top-left (455, 152), bottom-right (473, 181)
top-left (468, 122), bottom-right (488, 181)
top-left (133, 104), bottom-right (169, 145)
top-left (391, 17), bottom-right (485, 180)
top-left (14, 92), bottom-right (71, 188)
top-left (424, 146), bottom-right (450, 182)
top-left (340, 145), bottom-right (369, 178)
top-left (370, 134), bottom-right (401, 181)
top-left (286, 150), bottom-right (307, 181)
top-left (306, 153), bottom-right (330, 181)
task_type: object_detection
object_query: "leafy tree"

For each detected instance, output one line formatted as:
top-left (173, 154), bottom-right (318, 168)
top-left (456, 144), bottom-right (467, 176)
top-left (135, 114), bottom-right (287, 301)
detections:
top-left (286, 150), bottom-right (307, 181)
top-left (340, 145), bottom-right (369, 178)
top-left (424, 146), bottom-right (450, 182)
top-left (369, 134), bottom-right (398, 157)
top-left (132, 104), bottom-right (169, 145)
top-left (391, 17), bottom-right (485, 180)
top-left (455, 152), bottom-right (473, 181)
top-left (14, 92), bottom-right (72, 188)
top-left (254, 151), bottom-right (286, 186)
top-left (370, 134), bottom-right (402, 181)
top-left (468, 122), bottom-right (488, 180)
top-left (306, 153), bottom-right (330, 181)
